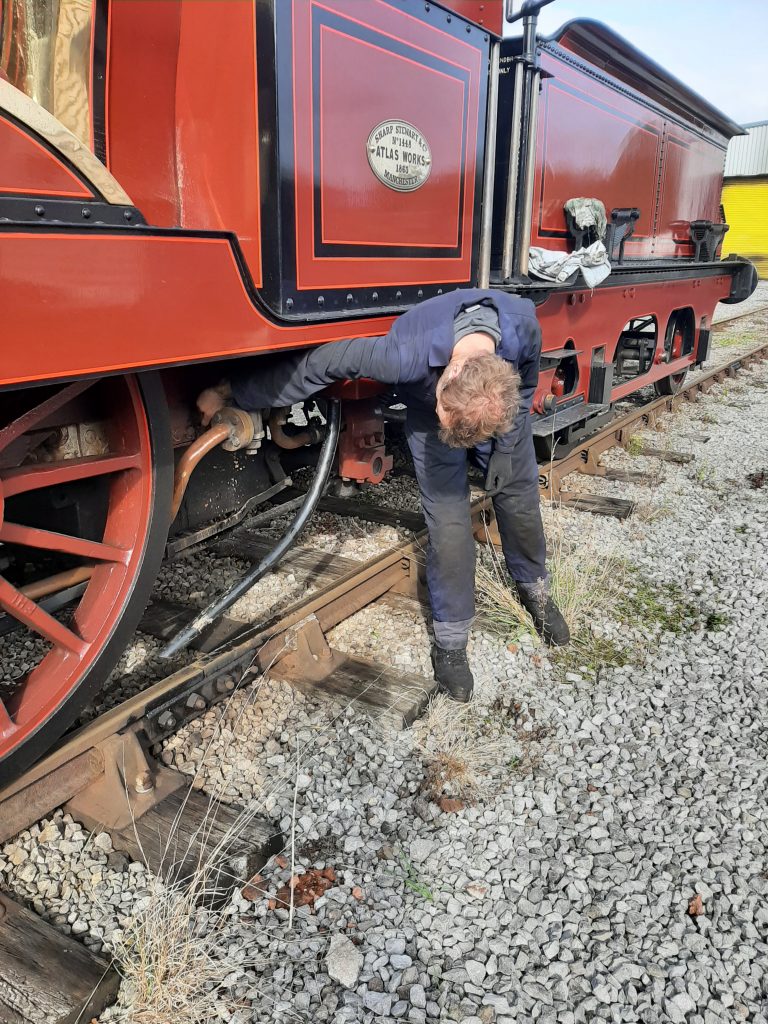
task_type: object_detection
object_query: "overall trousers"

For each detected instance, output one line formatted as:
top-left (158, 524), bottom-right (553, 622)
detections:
top-left (404, 398), bottom-right (545, 651)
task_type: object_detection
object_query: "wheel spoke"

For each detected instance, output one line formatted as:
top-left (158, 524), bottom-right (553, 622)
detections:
top-left (2, 452), bottom-right (141, 498)
top-left (0, 522), bottom-right (128, 564)
top-left (0, 380), bottom-right (95, 457)
top-left (0, 576), bottom-right (87, 655)
top-left (0, 698), bottom-right (17, 740)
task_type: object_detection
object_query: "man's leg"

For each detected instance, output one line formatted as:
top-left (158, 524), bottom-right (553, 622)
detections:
top-left (473, 420), bottom-right (569, 646)
top-left (405, 403), bottom-right (476, 701)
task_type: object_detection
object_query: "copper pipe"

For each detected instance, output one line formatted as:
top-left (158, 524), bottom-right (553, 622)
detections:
top-left (21, 565), bottom-right (94, 601)
top-left (268, 408), bottom-right (321, 450)
top-left (171, 422), bottom-right (231, 521)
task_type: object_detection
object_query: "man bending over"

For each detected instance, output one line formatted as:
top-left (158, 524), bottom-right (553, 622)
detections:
top-left (198, 289), bottom-right (569, 702)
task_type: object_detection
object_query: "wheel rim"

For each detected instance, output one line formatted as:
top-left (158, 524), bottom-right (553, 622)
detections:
top-left (0, 375), bottom-right (153, 760)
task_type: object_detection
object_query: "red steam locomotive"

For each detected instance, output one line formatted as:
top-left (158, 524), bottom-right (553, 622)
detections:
top-left (0, 0), bottom-right (756, 779)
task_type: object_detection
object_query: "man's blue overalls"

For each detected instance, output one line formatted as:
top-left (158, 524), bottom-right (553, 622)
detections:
top-left (231, 289), bottom-right (546, 651)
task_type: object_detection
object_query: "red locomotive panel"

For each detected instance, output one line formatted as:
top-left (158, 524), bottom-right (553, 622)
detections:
top-left (531, 53), bottom-right (664, 256)
top-left (528, 41), bottom-right (729, 258)
top-left (0, 233), bottom-right (394, 388)
top-left (0, 118), bottom-right (92, 198)
top-left (437, 1), bottom-right (504, 34)
top-left (655, 130), bottom-right (725, 258)
top-left (287, 0), bottom-right (487, 295)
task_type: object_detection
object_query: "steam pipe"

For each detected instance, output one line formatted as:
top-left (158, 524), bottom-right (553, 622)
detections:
top-left (170, 422), bottom-right (231, 522)
top-left (509, 5), bottom-right (546, 277)
top-left (517, 66), bottom-right (541, 277)
top-left (269, 408), bottom-right (322, 450)
top-left (159, 399), bottom-right (341, 658)
top-left (501, 58), bottom-right (525, 281)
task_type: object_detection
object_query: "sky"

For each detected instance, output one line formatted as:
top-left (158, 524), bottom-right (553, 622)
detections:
top-left (513, 0), bottom-right (767, 126)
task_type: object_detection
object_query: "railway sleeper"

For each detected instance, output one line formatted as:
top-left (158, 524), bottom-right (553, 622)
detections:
top-left (267, 613), bottom-right (437, 731)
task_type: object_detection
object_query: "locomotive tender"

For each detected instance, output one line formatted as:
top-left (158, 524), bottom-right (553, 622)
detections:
top-left (0, 0), bottom-right (756, 779)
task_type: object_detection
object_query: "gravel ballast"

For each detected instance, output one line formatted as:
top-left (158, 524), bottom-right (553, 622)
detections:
top-left (0, 309), bottom-right (766, 1024)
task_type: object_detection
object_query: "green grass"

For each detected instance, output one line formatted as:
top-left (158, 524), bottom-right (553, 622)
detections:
top-left (398, 853), bottom-right (434, 901)
top-left (713, 331), bottom-right (760, 349)
top-left (618, 576), bottom-right (699, 635)
top-left (551, 631), bottom-right (632, 679)
top-left (694, 461), bottom-right (717, 486)
top-left (626, 434), bottom-right (645, 456)
top-left (704, 611), bottom-right (730, 632)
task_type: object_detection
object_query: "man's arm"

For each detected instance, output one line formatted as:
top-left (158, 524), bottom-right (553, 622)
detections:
top-left (232, 335), bottom-right (401, 409)
top-left (493, 317), bottom-right (542, 454)
top-left (197, 335), bottom-right (401, 425)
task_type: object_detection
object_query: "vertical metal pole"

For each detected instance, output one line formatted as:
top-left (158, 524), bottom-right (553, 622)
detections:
top-left (501, 59), bottom-right (524, 281)
top-left (510, 12), bottom-right (542, 278)
top-left (478, 40), bottom-right (500, 289)
top-left (517, 68), bottom-right (541, 277)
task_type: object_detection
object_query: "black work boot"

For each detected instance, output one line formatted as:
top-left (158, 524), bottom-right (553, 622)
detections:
top-left (515, 580), bottom-right (570, 647)
top-left (431, 645), bottom-right (474, 703)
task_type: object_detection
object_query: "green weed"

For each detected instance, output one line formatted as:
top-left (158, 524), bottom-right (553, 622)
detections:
top-left (552, 631), bottom-right (632, 678)
top-left (618, 576), bottom-right (699, 635)
top-left (694, 461), bottom-right (716, 486)
top-left (704, 611), bottom-right (730, 632)
top-left (626, 435), bottom-right (645, 456)
top-left (713, 331), bottom-right (760, 349)
top-left (398, 853), bottom-right (434, 901)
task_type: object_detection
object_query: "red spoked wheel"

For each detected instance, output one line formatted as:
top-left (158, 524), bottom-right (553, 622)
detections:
top-left (654, 311), bottom-right (693, 396)
top-left (0, 374), bottom-right (171, 784)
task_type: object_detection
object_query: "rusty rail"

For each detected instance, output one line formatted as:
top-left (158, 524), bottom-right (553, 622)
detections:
top-left (539, 340), bottom-right (768, 497)
top-left (0, 496), bottom-right (485, 837)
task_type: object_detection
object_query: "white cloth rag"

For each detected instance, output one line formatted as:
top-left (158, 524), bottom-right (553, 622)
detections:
top-left (528, 240), bottom-right (611, 289)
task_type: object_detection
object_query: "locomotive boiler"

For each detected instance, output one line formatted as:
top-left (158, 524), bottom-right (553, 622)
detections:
top-left (0, 0), bottom-right (756, 779)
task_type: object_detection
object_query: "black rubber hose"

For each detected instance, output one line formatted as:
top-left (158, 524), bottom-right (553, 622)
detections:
top-left (159, 399), bottom-right (341, 658)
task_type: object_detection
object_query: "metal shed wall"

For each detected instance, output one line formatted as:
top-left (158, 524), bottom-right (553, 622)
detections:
top-left (721, 179), bottom-right (768, 279)
top-left (724, 121), bottom-right (768, 178)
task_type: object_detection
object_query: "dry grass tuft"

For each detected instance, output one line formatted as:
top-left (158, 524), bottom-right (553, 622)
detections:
top-left (105, 667), bottom-right (298, 1024)
top-left (477, 520), bottom-right (624, 643)
top-left (413, 693), bottom-right (513, 802)
top-left (477, 518), bottom-right (633, 678)
top-left (108, 871), bottom-right (263, 1024)
top-left (106, 781), bottom-right (274, 1024)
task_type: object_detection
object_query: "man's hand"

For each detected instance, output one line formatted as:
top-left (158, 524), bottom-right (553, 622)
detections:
top-left (485, 450), bottom-right (514, 496)
top-left (196, 380), bottom-right (233, 427)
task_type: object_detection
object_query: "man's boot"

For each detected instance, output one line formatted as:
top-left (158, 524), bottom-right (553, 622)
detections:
top-left (515, 579), bottom-right (570, 647)
top-left (431, 645), bottom-right (474, 703)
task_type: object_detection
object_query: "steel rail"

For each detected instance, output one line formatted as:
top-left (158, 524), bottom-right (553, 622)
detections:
top-left (0, 498), bottom-right (488, 827)
top-left (539, 340), bottom-right (768, 496)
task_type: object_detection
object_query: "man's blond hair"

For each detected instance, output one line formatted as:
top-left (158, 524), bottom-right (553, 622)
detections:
top-left (437, 353), bottom-right (520, 448)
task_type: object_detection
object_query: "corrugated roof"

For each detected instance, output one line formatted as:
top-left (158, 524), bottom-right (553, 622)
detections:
top-left (725, 122), bottom-right (768, 177)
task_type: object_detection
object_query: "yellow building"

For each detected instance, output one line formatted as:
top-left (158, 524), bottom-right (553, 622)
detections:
top-left (721, 120), bottom-right (768, 279)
